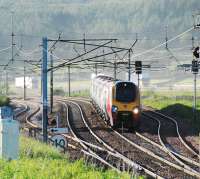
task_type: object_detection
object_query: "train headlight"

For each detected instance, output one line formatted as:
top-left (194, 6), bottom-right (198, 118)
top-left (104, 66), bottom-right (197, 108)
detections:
top-left (133, 107), bottom-right (139, 114)
top-left (112, 105), bottom-right (118, 113)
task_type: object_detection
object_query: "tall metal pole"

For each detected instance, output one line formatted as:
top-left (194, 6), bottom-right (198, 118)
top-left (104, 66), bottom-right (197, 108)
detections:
top-left (68, 65), bottom-right (71, 97)
top-left (103, 49), bottom-right (105, 71)
top-left (128, 49), bottom-right (131, 81)
top-left (5, 70), bottom-right (8, 95)
top-left (138, 73), bottom-right (140, 88)
top-left (42, 37), bottom-right (48, 143)
top-left (193, 73), bottom-right (197, 120)
top-left (114, 53), bottom-right (117, 80)
top-left (114, 62), bottom-right (117, 80)
top-left (50, 51), bottom-right (53, 113)
top-left (165, 26), bottom-right (168, 49)
top-left (11, 11), bottom-right (14, 63)
top-left (95, 63), bottom-right (97, 75)
top-left (192, 36), bottom-right (195, 50)
top-left (192, 13), bottom-right (200, 169)
top-left (23, 61), bottom-right (26, 100)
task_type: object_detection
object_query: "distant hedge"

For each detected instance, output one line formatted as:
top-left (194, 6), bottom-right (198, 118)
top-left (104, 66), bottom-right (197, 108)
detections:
top-left (53, 88), bottom-right (65, 96)
top-left (0, 96), bottom-right (10, 106)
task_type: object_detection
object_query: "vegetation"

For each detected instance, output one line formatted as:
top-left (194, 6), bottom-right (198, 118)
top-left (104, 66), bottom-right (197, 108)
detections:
top-left (67, 90), bottom-right (90, 97)
top-left (0, 96), bottom-right (10, 106)
top-left (0, 1), bottom-right (199, 50)
top-left (53, 88), bottom-right (66, 96)
top-left (53, 88), bottom-right (90, 97)
top-left (142, 90), bottom-right (200, 129)
top-left (6, 1), bottom-right (199, 35)
top-left (0, 136), bottom-right (136, 179)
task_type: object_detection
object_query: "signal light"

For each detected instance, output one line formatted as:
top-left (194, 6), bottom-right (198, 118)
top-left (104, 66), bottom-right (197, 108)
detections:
top-left (193, 46), bottom-right (199, 58)
top-left (192, 60), bottom-right (199, 73)
top-left (135, 61), bottom-right (142, 74)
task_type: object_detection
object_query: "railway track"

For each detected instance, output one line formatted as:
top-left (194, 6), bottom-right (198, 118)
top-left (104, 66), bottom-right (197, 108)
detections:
top-left (13, 103), bottom-right (28, 118)
top-left (64, 97), bottom-right (198, 178)
top-left (12, 97), bottom-right (200, 178)
top-left (144, 106), bottom-right (199, 156)
top-left (12, 99), bottom-right (127, 175)
top-left (59, 100), bottom-right (149, 177)
top-left (12, 100), bottom-right (31, 123)
top-left (141, 107), bottom-right (200, 170)
top-left (12, 99), bottom-right (42, 137)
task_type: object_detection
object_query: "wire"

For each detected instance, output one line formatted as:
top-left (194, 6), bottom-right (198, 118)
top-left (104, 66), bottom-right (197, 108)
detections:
top-left (131, 27), bottom-right (194, 59)
top-left (49, 51), bottom-right (62, 60)
top-left (0, 46), bottom-right (12, 53)
top-left (15, 45), bottom-right (40, 55)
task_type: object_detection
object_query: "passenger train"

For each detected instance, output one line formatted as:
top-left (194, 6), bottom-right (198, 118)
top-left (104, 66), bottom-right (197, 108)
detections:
top-left (91, 75), bottom-right (141, 130)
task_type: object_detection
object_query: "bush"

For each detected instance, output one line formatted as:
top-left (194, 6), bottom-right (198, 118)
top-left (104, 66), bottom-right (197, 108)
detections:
top-left (0, 96), bottom-right (10, 106)
top-left (69, 90), bottom-right (90, 97)
top-left (53, 88), bottom-right (65, 96)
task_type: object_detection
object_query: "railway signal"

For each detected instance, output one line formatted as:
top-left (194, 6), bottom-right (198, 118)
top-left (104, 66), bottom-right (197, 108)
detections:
top-left (192, 45), bottom-right (199, 121)
top-left (135, 61), bottom-right (142, 88)
top-left (177, 45), bottom-right (200, 121)
top-left (193, 46), bottom-right (199, 59)
top-left (192, 60), bottom-right (199, 73)
top-left (192, 60), bottom-right (198, 121)
top-left (135, 61), bottom-right (142, 74)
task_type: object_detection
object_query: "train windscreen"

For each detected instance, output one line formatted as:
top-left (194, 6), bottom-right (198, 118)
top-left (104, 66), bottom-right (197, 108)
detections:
top-left (115, 82), bottom-right (137, 102)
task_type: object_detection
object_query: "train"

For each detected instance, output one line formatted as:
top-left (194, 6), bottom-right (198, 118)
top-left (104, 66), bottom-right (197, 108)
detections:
top-left (91, 75), bottom-right (141, 131)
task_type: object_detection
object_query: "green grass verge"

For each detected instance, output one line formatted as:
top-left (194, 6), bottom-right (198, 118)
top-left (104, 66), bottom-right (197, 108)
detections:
top-left (142, 90), bottom-right (200, 129)
top-left (0, 136), bottom-right (142, 179)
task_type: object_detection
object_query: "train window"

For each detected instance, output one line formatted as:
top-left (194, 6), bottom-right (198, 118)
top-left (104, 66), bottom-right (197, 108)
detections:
top-left (115, 82), bottom-right (137, 102)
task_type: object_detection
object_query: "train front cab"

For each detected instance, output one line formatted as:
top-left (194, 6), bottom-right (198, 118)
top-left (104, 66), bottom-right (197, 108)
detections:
top-left (111, 81), bottom-right (140, 130)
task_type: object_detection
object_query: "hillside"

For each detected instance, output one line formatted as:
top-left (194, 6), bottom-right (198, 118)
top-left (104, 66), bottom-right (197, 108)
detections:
top-left (0, 0), bottom-right (199, 74)
top-left (0, 1), bottom-right (199, 42)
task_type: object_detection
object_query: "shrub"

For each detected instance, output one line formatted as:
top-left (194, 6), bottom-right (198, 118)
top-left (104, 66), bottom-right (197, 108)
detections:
top-left (0, 96), bottom-right (10, 106)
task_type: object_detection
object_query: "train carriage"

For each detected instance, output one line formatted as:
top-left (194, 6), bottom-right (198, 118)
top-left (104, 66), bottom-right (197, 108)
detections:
top-left (91, 75), bottom-right (141, 130)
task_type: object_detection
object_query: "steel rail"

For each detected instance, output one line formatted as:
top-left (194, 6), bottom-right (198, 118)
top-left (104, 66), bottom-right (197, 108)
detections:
top-left (143, 106), bottom-right (199, 158)
top-left (135, 130), bottom-right (200, 168)
top-left (142, 112), bottom-right (200, 173)
top-left (66, 100), bottom-right (143, 172)
top-left (25, 103), bottom-right (41, 129)
top-left (15, 100), bottom-right (114, 170)
top-left (12, 99), bottom-right (114, 171)
top-left (12, 102), bottom-right (29, 118)
top-left (71, 97), bottom-right (200, 178)
top-left (59, 100), bottom-right (121, 172)
top-left (65, 98), bottom-right (166, 178)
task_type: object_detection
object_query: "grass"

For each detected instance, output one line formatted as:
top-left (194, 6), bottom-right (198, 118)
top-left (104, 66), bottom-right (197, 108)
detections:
top-left (0, 136), bottom-right (142, 179)
top-left (142, 90), bottom-right (200, 129)
top-left (68, 90), bottom-right (90, 97)
top-left (142, 90), bottom-right (200, 110)
top-left (53, 88), bottom-right (90, 97)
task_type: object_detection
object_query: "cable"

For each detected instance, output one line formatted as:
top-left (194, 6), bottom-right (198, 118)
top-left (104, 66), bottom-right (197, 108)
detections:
top-left (131, 27), bottom-right (194, 59)
top-left (168, 46), bottom-right (192, 52)
top-left (15, 45), bottom-right (40, 55)
top-left (0, 46), bottom-right (12, 53)
top-left (48, 51), bottom-right (62, 60)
